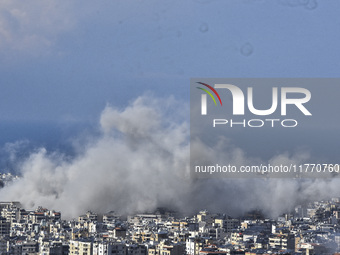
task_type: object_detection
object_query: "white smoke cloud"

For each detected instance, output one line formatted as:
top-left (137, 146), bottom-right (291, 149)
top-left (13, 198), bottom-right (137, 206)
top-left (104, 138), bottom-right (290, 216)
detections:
top-left (0, 95), bottom-right (339, 219)
top-left (0, 96), bottom-right (190, 218)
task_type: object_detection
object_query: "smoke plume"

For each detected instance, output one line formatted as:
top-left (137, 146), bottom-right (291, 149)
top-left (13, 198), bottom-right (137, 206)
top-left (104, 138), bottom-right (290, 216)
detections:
top-left (0, 95), bottom-right (339, 219)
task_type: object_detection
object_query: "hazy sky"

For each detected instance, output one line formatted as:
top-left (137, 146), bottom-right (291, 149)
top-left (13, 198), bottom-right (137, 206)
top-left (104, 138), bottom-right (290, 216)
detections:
top-left (0, 0), bottom-right (339, 121)
top-left (0, 0), bottom-right (339, 152)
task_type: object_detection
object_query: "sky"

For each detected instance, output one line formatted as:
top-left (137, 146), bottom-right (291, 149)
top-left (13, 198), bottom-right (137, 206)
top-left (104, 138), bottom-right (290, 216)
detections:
top-left (0, 0), bottom-right (339, 216)
top-left (0, 0), bottom-right (339, 125)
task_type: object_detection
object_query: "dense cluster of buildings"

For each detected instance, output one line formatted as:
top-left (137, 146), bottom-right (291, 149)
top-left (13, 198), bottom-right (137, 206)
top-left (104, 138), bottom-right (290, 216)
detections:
top-left (1, 174), bottom-right (340, 254)
top-left (0, 198), bottom-right (340, 255)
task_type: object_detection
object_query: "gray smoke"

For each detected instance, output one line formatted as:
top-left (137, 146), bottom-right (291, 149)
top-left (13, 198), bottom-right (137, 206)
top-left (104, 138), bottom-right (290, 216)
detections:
top-left (0, 95), bottom-right (339, 219)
